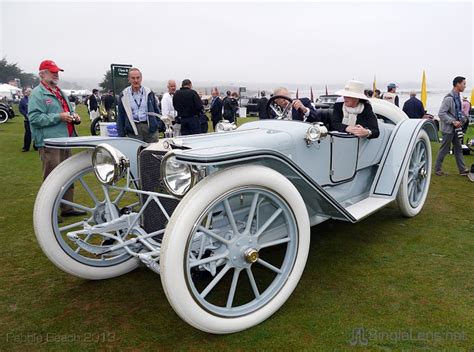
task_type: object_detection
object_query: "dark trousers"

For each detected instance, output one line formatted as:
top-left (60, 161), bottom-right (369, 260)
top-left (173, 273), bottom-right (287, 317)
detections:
top-left (180, 116), bottom-right (201, 135)
top-left (201, 121), bottom-right (208, 134)
top-left (39, 147), bottom-right (74, 213)
top-left (23, 120), bottom-right (32, 151)
top-left (435, 132), bottom-right (466, 173)
top-left (126, 122), bottom-right (158, 143)
top-left (212, 119), bottom-right (220, 131)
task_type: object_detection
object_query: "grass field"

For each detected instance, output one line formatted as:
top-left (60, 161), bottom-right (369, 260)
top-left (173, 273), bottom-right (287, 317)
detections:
top-left (0, 104), bottom-right (473, 351)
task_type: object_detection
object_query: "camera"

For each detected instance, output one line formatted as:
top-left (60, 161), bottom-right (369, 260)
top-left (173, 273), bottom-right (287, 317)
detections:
top-left (70, 112), bottom-right (81, 125)
top-left (454, 127), bottom-right (464, 140)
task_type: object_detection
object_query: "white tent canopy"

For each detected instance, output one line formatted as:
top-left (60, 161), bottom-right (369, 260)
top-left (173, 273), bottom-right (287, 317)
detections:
top-left (63, 89), bottom-right (92, 96)
top-left (0, 83), bottom-right (22, 99)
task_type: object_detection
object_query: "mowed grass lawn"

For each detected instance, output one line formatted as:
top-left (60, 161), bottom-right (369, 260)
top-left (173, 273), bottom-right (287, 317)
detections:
top-left (0, 104), bottom-right (473, 351)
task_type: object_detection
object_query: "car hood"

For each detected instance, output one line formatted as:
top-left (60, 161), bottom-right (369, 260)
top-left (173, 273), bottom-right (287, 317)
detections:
top-left (164, 121), bottom-right (305, 157)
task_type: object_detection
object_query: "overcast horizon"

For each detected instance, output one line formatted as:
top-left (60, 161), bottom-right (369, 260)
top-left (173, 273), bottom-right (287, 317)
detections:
top-left (1, 0), bottom-right (473, 91)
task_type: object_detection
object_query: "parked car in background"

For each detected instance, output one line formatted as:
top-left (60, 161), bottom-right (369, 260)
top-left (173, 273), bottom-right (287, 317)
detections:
top-left (315, 94), bottom-right (339, 108)
top-left (245, 97), bottom-right (260, 116)
top-left (0, 101), bottom-right (16, 124)
top-left (421, 113), bottom-right (440, 131)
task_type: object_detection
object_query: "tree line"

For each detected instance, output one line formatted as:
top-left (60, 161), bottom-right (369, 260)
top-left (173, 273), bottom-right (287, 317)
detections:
top-left (0, 57), bottom-right (123, 93)
top-left (0, 58), bottom-right (39, 88)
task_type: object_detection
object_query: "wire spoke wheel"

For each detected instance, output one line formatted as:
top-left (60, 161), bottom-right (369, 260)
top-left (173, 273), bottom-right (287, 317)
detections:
top-left (397, 129), bottom-right (432, 217)
top-left (160, 165), bottom-right (310, 334)
top-left (185, 187), bottom-right (298, 317)
top-left (51, 165), bottom-right (139, 266)
top-left (34, 151), bottom-right (140, 279)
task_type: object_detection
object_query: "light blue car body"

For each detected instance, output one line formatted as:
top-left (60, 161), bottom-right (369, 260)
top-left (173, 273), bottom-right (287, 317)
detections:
top-left (45, 99), bottom-right (437, 226)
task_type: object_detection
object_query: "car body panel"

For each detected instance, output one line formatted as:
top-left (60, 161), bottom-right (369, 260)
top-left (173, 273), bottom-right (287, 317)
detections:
top-left (43, 98), bottom-right (437, 226)
top-left (371, 118), bottom-right (437, 197)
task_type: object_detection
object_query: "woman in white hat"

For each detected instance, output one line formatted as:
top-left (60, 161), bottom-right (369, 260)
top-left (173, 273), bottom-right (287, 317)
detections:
top-left (331, 80), bottom-right (379, 139)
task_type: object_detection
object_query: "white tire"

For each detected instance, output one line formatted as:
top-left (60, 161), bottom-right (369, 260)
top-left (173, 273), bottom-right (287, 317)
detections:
top-left (396, 129), bottom-right (432, 217)
top-left (0, 107), bottom-right (9, 123)
top-left (33, 150), bottom-right (139, 280)
top-left (160, 165), bottom-right (310, 334)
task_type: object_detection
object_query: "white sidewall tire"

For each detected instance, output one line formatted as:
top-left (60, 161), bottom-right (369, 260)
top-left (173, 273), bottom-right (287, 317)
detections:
top-left (0, 108), bottom-right (8, 123)
top-left (33, 150), bottom-right (139, 280)
top-left (396, 130), bottom-right (432, 217)
top-left (160, 165), bottom-right (310, 334)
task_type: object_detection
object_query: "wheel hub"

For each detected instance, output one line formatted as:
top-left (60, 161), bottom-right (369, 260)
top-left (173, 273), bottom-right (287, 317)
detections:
top-left (93, 202), bottom-right (120, 224)
top-left (419, 168), bottom-right (427, 179)
top-left (228, 235), bottom-right (259, 268)
top-left (244, 248), bottom-right (259, 263)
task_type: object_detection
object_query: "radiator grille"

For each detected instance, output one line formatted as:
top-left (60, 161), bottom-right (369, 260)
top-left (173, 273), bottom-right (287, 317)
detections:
top-left (138, 149), bottom-right (180, 234)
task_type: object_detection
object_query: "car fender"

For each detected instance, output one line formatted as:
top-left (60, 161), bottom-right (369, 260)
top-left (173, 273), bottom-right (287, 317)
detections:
top-left (370, 118), bottom-right (437, 198)
top-left (173, 146), bottom-right (357, 224)
top-left (44, 136), bottom-right (145, 178)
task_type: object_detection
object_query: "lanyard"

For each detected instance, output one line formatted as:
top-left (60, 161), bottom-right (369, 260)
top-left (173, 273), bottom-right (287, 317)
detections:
top-left (453, 93), bottom-right (462, 120)
top-left (41, 82), bottom-right (70, 112)
top-left (132, 87), bottom-right (144, 109)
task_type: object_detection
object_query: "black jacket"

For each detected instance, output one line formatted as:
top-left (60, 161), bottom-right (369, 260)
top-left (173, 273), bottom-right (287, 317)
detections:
top-left (103, 94), bottom-right (115, 110)
top-left (173, 87), bottom-right (203, 118)
top-left (210, 97), bottom-right (223, 121)
top-left (269, 98), bottom-right (322, 123)
top-left (402, 96), bottom-right (425, 119)
top-left (330, 102), bottom-right (379, 139)
top-left (223, 97), bottom-right (239, 122)
top-left (257, 97), bottom-right (269, 119)
top-left (89, 94), bottom-right (99, 111)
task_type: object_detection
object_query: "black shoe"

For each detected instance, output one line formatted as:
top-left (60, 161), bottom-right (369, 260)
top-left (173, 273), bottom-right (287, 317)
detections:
top-left (61, 209), bottom-right (87, 217)
top-left (21, 149), bottom-right (29, 152)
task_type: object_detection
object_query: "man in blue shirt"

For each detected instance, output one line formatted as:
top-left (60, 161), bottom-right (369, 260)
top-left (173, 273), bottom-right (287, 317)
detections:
top-left (19, 88), bottom-right (36, 152)
top-left (117, 68), bottom-right (163, 142)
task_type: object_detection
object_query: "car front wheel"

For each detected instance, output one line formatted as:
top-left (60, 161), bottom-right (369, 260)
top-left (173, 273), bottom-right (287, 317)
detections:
top-left (160, 165), bottom-right (310, 334)
top-left (33, 150), bottom-right (140, 280)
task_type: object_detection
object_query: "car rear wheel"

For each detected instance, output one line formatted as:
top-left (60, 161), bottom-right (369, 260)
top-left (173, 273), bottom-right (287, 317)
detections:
top-left (397, 130), bottom-right (432, 217)
top-left (160, 165), bottom-right (310, 333)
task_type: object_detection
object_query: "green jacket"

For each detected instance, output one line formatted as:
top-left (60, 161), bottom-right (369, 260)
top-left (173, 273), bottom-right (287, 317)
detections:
top-left (28, 83), bottom-right (76, 147)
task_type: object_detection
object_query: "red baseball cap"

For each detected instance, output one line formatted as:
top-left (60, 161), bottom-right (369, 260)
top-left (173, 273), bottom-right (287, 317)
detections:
top-left (39, 60), bottom-right (64, 73)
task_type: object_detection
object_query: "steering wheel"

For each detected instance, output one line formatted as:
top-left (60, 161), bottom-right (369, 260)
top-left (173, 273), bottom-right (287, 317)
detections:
top-left (266, 95), bottom-right (293, 120)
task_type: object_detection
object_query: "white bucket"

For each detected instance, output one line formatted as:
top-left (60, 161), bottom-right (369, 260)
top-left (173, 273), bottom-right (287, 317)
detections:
top-left (99, 122), bottom-right (116, 137)
top-left (239, 107), bottom-right (247, 118)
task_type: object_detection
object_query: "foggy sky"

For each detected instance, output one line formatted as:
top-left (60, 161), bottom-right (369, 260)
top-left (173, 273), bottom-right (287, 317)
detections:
top-left (1, 0), bottom-right (473, 89)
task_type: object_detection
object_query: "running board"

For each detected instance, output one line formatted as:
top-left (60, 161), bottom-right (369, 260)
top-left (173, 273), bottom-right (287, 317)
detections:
top-left (345, 197), bottom-right (393, 222)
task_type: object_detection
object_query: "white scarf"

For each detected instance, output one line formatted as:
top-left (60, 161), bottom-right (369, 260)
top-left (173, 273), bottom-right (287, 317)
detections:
top-left (342, 102), bottom-right (364, 126)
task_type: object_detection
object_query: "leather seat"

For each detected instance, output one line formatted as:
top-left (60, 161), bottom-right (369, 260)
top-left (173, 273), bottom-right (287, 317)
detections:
top-left (315, 108), bottom-right (333, 127)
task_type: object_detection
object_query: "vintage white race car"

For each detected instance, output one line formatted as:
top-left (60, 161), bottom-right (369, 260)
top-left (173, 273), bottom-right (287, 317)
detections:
top-left (33, 98), bottom-right (437, 334)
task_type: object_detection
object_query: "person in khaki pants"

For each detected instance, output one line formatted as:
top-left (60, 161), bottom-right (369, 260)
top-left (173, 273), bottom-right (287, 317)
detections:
top-left (28, 59), bottom-right (86, 217)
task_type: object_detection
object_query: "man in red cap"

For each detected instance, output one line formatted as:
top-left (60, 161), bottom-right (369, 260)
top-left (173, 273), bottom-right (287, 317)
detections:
top-left (28, 60), bottom-right (85, 217)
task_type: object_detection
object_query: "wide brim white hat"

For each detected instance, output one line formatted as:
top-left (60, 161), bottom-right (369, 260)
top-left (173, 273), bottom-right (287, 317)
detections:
top-left (335, 80), bottom-right (368, 100)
